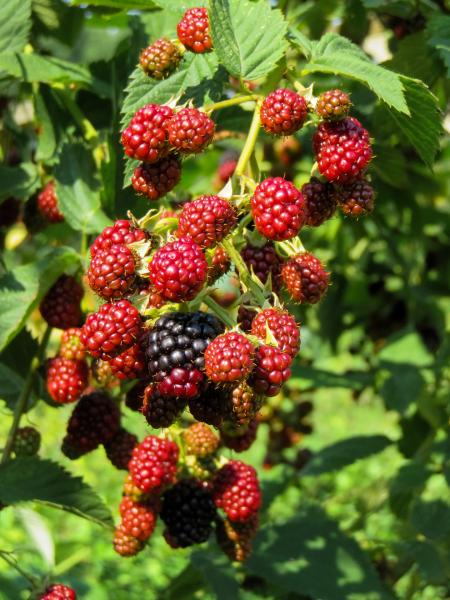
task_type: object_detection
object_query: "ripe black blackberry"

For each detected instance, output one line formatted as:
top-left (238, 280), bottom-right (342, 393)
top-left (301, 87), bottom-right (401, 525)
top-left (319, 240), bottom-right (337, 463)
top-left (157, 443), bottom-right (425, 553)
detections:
top-left (142, 383), bottom-right (186, 428)
top-left (144, 311), bottom-right (223, 385)
top-left (160, 479), bottom-right (217, 548)
top-left (188, 382), bottom-right (230, 427)
top-left (62, 390), bottom-right (120, 457)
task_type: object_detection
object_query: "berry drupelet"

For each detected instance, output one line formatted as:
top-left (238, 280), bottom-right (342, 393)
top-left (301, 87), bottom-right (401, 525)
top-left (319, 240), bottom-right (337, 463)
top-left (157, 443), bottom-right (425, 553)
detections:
top-left (40, 275), bottom-right (83, 330)
top-left (251, 307), bottom-right (300, 358)
top-left (166, 108), bottom-right (215, 154)
top-left (177, 7), bottom-right (212, 53)
top-left (204, 332), bottom-right (255, 384)
top-left (90, 220), bottom-right (148, 257)
top-left (212, 460), bottom-right (261, 522)
top-left (251, 177), bottom-right (306, 241)
top-left (260, 89), bottom-right (308, 136)
top-left (131, 155), bottom-right (182, 200)
top-left (37, 181), bottom-right (64, 223)
top-left (148, 236), bottom-right (207, 302)
top-left (46, 357), bottom-right (88, 404)
top-left (316, 89), bottom-right (352, 120)
top-left (128, 435), bottom-right (179, 494)
top-left (176, 195), bottom-right (237, 248)
top-left (301, 177), bottom-right (337, 227)
top-left (139, 38), bottom-right (182, 79)
top-left (336, 177), bottom-right (375, 217)
top-left (87, 244), bottom-right (136, 300)
top-left (281, 252), bottom-right (329, 304)
top-left (121, 103), bottom-right (174, 163)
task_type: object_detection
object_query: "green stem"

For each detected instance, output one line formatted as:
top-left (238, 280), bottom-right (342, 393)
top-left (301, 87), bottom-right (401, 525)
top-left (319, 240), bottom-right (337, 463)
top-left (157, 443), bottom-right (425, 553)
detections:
top-left (204, 95), bottom-right (256, 114)
top-left (1, 326), bottom-right (51, 465)
top-left (0, 550), bottom-right (38, 585)
top-left (203, 296), bottom-right (236, 329)
top-left (222, 238), bottom-right (266, 306)
top-left (235, 101), bottom-right (262, 177)
top-left (58, 91), bottom-right (98, 142)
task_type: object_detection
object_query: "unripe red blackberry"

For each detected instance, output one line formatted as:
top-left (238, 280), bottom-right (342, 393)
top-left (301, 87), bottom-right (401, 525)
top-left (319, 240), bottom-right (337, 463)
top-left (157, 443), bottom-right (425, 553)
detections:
top-left (37, 181), bottom-right (64, 223)
top-left (313, 117), bottom-right (372, 183)
top-left (108, 342), bottom-right (146, 380)
top-left (207, 245), bottom-right (231, 284)
top-left (121, 103), bottom-right (174, 163)
top-left (62, 390), bottom-right (120, 457)
top-left (119, 496), bottom-right (159, 541)
top-left (158, 366), bottom-right (204, 399)
top-left (220, 418), bottom-right (259, 453)
top-left (139, 38), bottom-right (182, 79)
top-left (217, 158), bottom-right (237, 184)
top-left (39, 584), bottom-right (77, 600)
top-left (177, 7), bottom-right (212, 54)
top-left (251, 307), bottom-right (300, 358)
top-left (204, 332), bottom-right (255, 384)
top-left (148, 236), bottom-right (207, 302)
top-left (40, 275), bottom-right (83, 330)
top-left (142, 383), bottom-right (186, 428)
top-left (225, 382), bottom-right (262, 427)
top-left (251, 177), bottom-right (305, 241)
top-left (316, 89), bottom-right (352, 120)
top-left (87, 244), bottom-right (136, 300)
top-left (160, 479), bottom-right (216, 547)
top-left (131, 155), bottom-right (182, 200)
top-left (336, 177), bottom-right (375, 217)
top-left (80, 300), bottom-right (142, 360)
top-left (12, 426), bottom-right (41, 457)
top-left (104, 428), bottom-right (137, 470)
top-left (241, 242), bottom-right (283, 291)
top-left (177, 196), bottom-right (237, 249)
top-left (281, 252), bottom-right (329, 304)
top-left (123, 473), bottom-right (150, 503)
top-left (166, 108), bottom-right (215, 154)
top-left (301, 177), bottom-right (337, 227)
top-left (188, 383), bottom-right (230, 428)
top-left (90, 220), bottom-right (148, 258)
top-left (59, 328), bottom-right (85, 361)
top-left (260, 89), bottom-right (308, 136)
top-left (46, 357), bottom-right (88, 404)
top-left (212, 460), bottom-right (261, 522)
top-left (216, 514), bottom-right (259, 562)
top-left (113, 523), bottom-right (144, 557)
top-left (249, 345), bottom-right (292, 397)
top-left (184, 422), bottom-right (219, 458)
top-left (129, 435), bottom-right (179, 494)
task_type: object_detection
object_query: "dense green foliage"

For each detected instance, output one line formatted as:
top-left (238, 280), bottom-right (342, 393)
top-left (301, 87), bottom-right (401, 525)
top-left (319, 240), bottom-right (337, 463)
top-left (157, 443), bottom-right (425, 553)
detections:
top-left (0, 0), bottom-right (449, 599)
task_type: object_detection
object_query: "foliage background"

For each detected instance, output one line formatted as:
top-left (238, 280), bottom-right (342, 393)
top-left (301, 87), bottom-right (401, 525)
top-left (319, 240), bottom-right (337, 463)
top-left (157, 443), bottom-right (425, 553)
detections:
top-left (0, 0), bottom-right (449, 599)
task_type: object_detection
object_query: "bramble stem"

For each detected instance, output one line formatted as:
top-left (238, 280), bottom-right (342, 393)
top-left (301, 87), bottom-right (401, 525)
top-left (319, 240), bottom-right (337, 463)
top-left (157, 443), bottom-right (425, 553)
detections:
top-left (203, 296), bottom-right (236, 329)
top-left (235, 101), bottom-right (262, 177)
top-left (204, 95), bottom-right (256, 114)
top-left (1, 326), bottom-right (51, 465)
top-left (222, 237), bottom-right (266, 306)
top-left (0, 550), bottom-right (38, 585)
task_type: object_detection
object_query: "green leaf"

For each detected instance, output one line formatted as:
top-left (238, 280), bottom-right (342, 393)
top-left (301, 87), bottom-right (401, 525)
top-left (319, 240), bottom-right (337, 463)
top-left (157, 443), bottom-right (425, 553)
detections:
top-left (191, 552), bottom-right (240, 600)
top-left (287, 27), bottom-right (313, 59)
top-left (302, 32), bottom-right (408, 113)
top-left (209, 0), bottom-right (288, 81)
top-left (385, 32), bottom-right (443, 86)
top-left (54, 142), bottom-right (111, 234)
top-left (378, 327), bottom-right (433, 367)
top-left (0, 53), bottom-right (109, 96)
top-left (0, 363), bottom-right (26, 411)
top-left (0, 162), bottom-right (40, 201)
top-left (404, 540), bottom-right (449, 585)
top-left (371, 144), bottom-right (408, 188)
top-left (152, 0), bottom-right (205, 12)
top-left (388, 77), bottom-right (443, 168)
top-left (0, 458), bottom-right (113, 527)
top-left (389, 461), bottom-right (431, 518)
top-left (70, 0), bottom-right (156, 7)
top-left (289, 364), bottom-right (373, 391)
top-left (410, 500), bottom-right (450, 542)
top-left (379, 364), bottom-right (424, 414)
top-left (122, 52), bottom-right (226, 124)
top-left (302, 435), bottom-right (392, 477)
top-left (246, 504), bottom-right (393, 600)
top-left (0, 0), bottom-right (31, 54)
top-left (426, 14), bottom-right (450, 76)
top-left (0, 246), bottom-right (80, 352)
top-left (34, 86), bottom-right (69, 163)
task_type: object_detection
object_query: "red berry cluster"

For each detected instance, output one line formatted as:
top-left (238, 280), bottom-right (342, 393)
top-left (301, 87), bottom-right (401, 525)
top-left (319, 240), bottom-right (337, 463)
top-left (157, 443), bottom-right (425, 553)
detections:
top-left (37, 181), bottom-right (63, 224)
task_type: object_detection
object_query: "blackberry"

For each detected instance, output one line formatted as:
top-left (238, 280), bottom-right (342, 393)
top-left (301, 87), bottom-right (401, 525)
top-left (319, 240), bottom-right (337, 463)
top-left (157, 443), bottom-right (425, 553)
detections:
top-left (40, 275), bottom-right (83, 330)
top-left (142, 383), bottom-right (186, 428)
top-left (104, 428), bottom-right (137, 470)
top-left (139, 38), bottom-right (182, 79)
top-left (160, 479), bottom-right (216, 547)
top-left (144, 311), bottom-right (223, 385)
top-left (113, 523), bottom-right (144, 557)
top-left (12, 426), bottom-right (41, 457)
top-left (216, 514), bottom-right (259, 562)
top-left (225, 382), bottom-right (262, 427)
top-left (62, 390), bottom-right (120, 457)
top-left (316, 89), bottom-right (351, 120)
top-left (129, 435), bottom-right (179, 494)
top-left (125, 379), bottom-right (149, 412)
top-left (220, 419), bottom-right (259, 453)
top-left (336, 177), bottom-right (375, 217)
top-left (184, 422), bottom-right (219, 458)
top-left (39, 584), bottom-right (77, 600)
top-left (188, 382), bottom-right (230, 427)
top-left (241, 242), bottom-right (283, 292)
top-left (301, 177), bottom-right (337, 227)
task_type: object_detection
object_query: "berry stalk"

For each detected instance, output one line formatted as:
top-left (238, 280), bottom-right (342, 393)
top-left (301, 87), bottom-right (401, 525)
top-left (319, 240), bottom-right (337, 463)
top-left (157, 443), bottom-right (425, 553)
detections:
top-left (1, 326), bottom-right (51, 465)
top-left (204, 94), bottom-right (257, 114)
top-left (221, 237), bottom-right (266, 306)
top-left (235, 101), bottom-right (262, 178)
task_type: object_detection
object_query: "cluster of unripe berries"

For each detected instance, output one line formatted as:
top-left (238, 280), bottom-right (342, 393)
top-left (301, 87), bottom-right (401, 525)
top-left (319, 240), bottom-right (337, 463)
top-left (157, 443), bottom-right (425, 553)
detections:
top-left (114, 433), bottom-right (261, 561)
